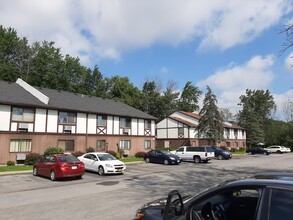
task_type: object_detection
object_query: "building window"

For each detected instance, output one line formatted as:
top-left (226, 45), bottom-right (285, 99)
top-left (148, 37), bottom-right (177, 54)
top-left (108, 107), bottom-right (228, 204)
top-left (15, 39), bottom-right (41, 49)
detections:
top-left (234, 142), bottom-right (238, 148)
top-left (97, 115), bottom-right (107, 127)
top-left (144, 120), bottom-right (151, 129)
top-left (58, 140), bottom-right (75, 151)
top-left (96, 140), bottom-right (106, 151)
top-left (120, 140), bottom-right (131, 150)
top-left (10, 139), bottom-right (32, 152)
top-left (59, 112), bottom-right (76, 124)
top-left (12, 107), bottom-right (34, 122)
top-left (178, 127), bottom-right (184, 136)
top-left (144, 140), bottom-right (151, 149)
top-left (120, 117), bottom-right (131, 128)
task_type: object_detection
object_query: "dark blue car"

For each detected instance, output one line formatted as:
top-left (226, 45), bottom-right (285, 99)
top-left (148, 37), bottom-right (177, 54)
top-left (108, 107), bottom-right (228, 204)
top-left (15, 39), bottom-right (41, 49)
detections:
top-left (211, 146), bottom-right (232, 160)
top-left (144, 150), bottom-right (181, 165)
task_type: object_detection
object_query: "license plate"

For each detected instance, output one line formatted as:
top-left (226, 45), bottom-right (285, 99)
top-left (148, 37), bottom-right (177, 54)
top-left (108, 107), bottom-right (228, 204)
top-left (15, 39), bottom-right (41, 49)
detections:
top-left (117, 169), bottom-right (122, 172)
top-left (72, 166), bottom-right (77, 169)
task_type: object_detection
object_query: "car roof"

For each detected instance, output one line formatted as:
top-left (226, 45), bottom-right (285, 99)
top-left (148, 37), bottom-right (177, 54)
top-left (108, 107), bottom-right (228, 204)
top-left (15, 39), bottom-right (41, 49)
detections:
top-left (222, 172), bottom-right (293, 188)
top-left (87, 152), bottom-right (109, 155)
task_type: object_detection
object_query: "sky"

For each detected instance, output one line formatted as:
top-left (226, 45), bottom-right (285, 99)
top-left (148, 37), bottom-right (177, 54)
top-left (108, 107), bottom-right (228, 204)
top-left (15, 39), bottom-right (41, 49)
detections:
top-left (1, 0), bottom-right (293, 120)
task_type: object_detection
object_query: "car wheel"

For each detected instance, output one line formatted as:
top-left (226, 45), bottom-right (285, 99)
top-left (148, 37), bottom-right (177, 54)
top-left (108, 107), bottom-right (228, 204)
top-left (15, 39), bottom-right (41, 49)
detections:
top-left (98, 166), bottom-right (105, 175)
top-left (164, 160), bottom-right (169, 165)
top-left (218, 155), bottom-right (224, 160)
top-left (33, 167), bottom-right (38, 176)
top-left (50, 170), bottom-right (56, 181)
top-left (194, 156), bottom-right (201, 163)
top-left (277, 150), bottom-right (282, 154)
top-left (145, 158), bottom-right (150, 163)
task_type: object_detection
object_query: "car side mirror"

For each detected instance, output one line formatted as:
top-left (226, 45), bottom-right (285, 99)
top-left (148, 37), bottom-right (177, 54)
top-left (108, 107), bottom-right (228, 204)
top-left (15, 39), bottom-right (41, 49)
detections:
top-left (162, 190), bottom-right (184, 220)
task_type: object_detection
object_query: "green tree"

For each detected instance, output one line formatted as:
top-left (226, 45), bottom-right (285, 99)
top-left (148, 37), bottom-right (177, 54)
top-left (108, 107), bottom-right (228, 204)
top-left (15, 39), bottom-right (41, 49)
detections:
top-left (238, 89), bottom-right (276, 147)
top-left (197, 86), bottom-right (224, 144)
top-left (160, 80), bottom-right (180, 119)
top-left (177, 81), bottom-right (202, 112)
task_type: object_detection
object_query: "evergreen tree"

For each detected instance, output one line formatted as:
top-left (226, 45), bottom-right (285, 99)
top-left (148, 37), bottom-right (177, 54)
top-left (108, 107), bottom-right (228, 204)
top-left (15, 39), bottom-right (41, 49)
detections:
top-left (177, 81), bottom-right (202, 112)
top-left (197, 86), bottom-right (224, 144)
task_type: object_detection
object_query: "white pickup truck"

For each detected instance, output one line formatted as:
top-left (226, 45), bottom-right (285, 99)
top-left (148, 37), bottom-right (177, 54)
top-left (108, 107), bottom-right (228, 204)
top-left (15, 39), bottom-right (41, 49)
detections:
top-left (172, 146), bottom-right (214, 163)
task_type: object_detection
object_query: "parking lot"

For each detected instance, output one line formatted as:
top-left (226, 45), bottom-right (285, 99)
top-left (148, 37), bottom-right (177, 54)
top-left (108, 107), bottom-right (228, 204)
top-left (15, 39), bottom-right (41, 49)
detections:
top-left (0, 153), bottom-right (293, 220)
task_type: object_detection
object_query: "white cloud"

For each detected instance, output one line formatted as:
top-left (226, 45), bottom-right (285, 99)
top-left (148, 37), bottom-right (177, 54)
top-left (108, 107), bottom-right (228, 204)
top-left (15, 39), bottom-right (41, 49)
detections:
top-left (0, 0), bottom-right (291, 64)
top-left (197, 55), bottom-right (275, 113)
top-left (285, 52), bottom-right (293, 71)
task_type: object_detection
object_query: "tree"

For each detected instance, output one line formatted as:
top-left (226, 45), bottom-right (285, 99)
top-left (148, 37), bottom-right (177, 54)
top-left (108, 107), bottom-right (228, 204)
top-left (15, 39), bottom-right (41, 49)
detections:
top-left (238, 89), bottom-right (276, 146)
top-left (280, 23), bottom-right (293, 55)
top-left (197, 86), bottom-right (224, 144)
top-left (281, 98), bottom-right (293, 122)
top-left (177, 81), bottom-right (202, 112)
top-left (219, 107), bottom-right (235, 122)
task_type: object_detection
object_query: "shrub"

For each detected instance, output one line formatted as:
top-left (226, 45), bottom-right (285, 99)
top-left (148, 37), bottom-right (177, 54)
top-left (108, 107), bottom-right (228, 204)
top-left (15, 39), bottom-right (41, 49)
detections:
top-left (71, 151), bottom-right (84, 158)
top-left (239, 147), bottom-right (246, 152)
top-left (135, 151), bottom-right (146, 158)
top-left (44, 147), bottom-right (64, 156)
top-left (7, 160), bottom-right (15, 166)
top-left (24, 153), bottom-right (42, 165)
top-left (86, 146), bottom-right (95, 153)
top-left (106, 150), bottom-right (116, 157)
top-left (115, 152), bottom-right (121, 159)
top-left (230, 148), bottom-right (236, 152)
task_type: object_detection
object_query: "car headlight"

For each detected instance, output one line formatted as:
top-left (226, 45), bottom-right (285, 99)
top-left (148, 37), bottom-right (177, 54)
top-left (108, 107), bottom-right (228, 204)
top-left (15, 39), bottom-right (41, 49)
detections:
top-left (105, 164), bottom-right (113, 168)
top-left (169, 157), bottom-right (176, 160)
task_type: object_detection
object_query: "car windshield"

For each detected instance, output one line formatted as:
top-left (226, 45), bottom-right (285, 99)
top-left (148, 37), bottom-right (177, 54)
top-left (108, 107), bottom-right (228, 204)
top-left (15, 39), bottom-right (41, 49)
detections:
top-left (58, 155), bottom-right (79, 162)
top-left (161, 150), bottom-right (172, 155)
top-left (98, 154), bottom-right (117, 161)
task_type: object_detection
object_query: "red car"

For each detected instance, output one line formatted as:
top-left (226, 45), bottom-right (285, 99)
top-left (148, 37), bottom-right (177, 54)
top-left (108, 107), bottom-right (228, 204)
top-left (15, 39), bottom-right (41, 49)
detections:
top-left (33, 154), bottom-right (85, 181)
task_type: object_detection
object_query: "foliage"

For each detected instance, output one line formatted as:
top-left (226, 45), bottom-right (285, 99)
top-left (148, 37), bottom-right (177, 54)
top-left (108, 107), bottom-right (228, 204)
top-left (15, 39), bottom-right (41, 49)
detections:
top-left (238, 89), bottom-right (276, 147)
top-left (44, 147), bottom-right (64, 156)
top-left (177, 81), bottom-right (202, 112)
top-left (135, 151), bottom-right (146, 158)
top-left (115, 152), bottom-right (121, 159)
top-left (24, 153), bottom-right (42, 165)
top-left (197, 86), bottom-right (224, 144)
top-left (86, 147), bottom-right (95, 153)
top-left (0, 165), bottom-right (33, 172)
top-left (71, 151), bottom-right (84, 158)
top-left (7, 160), bottom-right (15, 166)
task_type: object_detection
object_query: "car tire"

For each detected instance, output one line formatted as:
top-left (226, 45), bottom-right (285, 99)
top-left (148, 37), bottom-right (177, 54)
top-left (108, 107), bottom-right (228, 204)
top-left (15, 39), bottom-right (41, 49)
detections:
top-left (277, 150), bottom-right (282, 154)
top-left (218, 155), bottom-right (224, 160)
top-left (194, 156), bottom-right (201, 163)
top-left (164, 160), bottom-right (169, 165)
top-left (76, 175), bottom-right (82, 179)
top-left (50, 170), bottom-right (56, 181)
top-left (98, 166), bottom-right (105, 175)
top-left (145, 158), bottom-right (150, 163)
top-left (33, 167), bottom-right (38, 176)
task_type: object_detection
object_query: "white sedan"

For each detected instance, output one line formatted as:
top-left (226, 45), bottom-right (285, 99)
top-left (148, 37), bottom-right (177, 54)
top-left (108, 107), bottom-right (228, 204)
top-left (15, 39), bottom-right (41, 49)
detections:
top-left (281, 146), bottom-right (291, 153)
top-left (78, 152), bottom-right (126, 175)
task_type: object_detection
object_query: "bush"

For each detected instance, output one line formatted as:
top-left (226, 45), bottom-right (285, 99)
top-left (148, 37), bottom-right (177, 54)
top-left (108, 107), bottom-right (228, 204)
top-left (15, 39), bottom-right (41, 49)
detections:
top-left (71, 151), bottom-right (84, 158)
top-left (86, 146), bottom-right (95, 153)
top-left (24, 153), bottom-right (42, 165)
top-left (7, 160), bottom-right (15, 166)
top-left (230, 148), bottom-right (236, 152)
top-left (106, 150), bottom-right (116, 157)
top-left (44, 147), bottom-right (64, 156)
top-left (135, 151), bottom-right (146, 158)
top-left (239, 147), bottom-right (246, 152)
top-left (115, 152), bottom-right (121, 159)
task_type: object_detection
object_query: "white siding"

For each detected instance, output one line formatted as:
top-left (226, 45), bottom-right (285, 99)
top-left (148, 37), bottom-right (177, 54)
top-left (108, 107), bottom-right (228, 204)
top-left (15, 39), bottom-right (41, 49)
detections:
top-left (189, 127), bottom-right (198, 138)
top-left (11, 122), bottom-right (17, 131)
top-left (47, 110), bottom-right (58, 132)
top-left (156, 118), bottom-right (167, 128)
top-left (151, 120), bottom-right (155, 136)
top-left (132, 118), bottom-right (138, 135)
top-left (138, 119), bottom-right (144, 135)
top-left (35, 108), bottom-right (46, 132)
top-left (157, 129), bottom-right (167, 138)
top-left (0, 105), bottom-right (10, 131)
top-left (107, 116), bottom-right (113, 135)
top-left (87, 114), bottom-right (96, 134)
top-left (113, 116), bottom-right (119, 134)
top-left (168, 128), bottom-right (178, 138)
top-left (76, 113), bottom-right (87, 133)
top-left (167, 118), bottom-right (178, 127)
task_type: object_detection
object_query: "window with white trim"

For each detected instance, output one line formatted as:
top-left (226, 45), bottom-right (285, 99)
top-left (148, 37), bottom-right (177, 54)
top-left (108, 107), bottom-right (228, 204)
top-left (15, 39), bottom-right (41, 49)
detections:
top-left (10, 139), bottom-right (32, 152)
top-left (144, 120), bottom-right (151, 129)
top-left (120, 118), bottom-right (131, 128)
top-left (96, 140), bottom-right (106, 151)
top-left (97, 115), bottom-right (107, 127)
top-left (144, 140), bottom-right (151, 149)
top-left (12, 107), bottom-right (34, 122)
top-left (59, 112), bottom-right (76, 124)
top-left (120, 140), bottom-right (131, 150)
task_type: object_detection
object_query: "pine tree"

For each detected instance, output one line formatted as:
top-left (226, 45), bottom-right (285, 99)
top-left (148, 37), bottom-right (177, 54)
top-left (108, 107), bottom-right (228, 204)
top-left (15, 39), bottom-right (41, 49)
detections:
top-left (197, 86), bottom-right (224, 145)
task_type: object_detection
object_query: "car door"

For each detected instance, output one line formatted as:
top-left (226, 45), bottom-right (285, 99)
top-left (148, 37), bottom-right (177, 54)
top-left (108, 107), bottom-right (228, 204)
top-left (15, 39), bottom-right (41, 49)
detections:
top-left (176, 147), bottom-right (186, 160)
top-left (81, 154), bottom-right (94, 170)
top-left (43, 156), bottom-right (56, 177)
top-left (89, 154), bottom-right (100, 172)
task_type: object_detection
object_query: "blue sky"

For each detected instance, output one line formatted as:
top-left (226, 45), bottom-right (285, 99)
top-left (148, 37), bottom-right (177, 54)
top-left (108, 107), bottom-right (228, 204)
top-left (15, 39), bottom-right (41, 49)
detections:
top-left (1, 0), bottom-right (293, 119)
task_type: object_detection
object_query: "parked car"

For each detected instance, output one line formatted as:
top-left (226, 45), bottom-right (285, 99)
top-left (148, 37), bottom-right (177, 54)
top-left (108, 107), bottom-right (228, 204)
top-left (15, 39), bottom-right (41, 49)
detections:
top-left (134, 172), bottom-right (293, 220)
top-left (281, 146), bottom-right (291, 153)
top-left (246, 147), bottom-right (270, 155)
top-left (33, 154), bottom-right (85, 181)
top-left (172, 146), bottom-right (214, 163)
top-left (266, 145), bottom-right (287, 154)
top-left (78, 152), bottom-right (126, 175)
top-left (144, 150), bottom-right (181, 165)
top-left (210, 146), bottom-right (232, 160)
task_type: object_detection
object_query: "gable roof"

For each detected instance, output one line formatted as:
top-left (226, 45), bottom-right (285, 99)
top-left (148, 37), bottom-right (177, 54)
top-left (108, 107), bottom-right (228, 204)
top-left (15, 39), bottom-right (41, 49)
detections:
top-left (169, 116), bottom-right (196, 127)
top-left (0, 80), bottom-right (157, 120)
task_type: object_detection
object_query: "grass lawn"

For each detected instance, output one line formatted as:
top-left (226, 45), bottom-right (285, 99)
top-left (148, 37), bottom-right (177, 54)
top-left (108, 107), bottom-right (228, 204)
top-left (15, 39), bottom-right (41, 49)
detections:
top-left (232, 151), bottom-right (246, 155)
top-left (121, 157), bottom-right (144, 163)
top-left (0, 165), bottom-right (33, 172)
